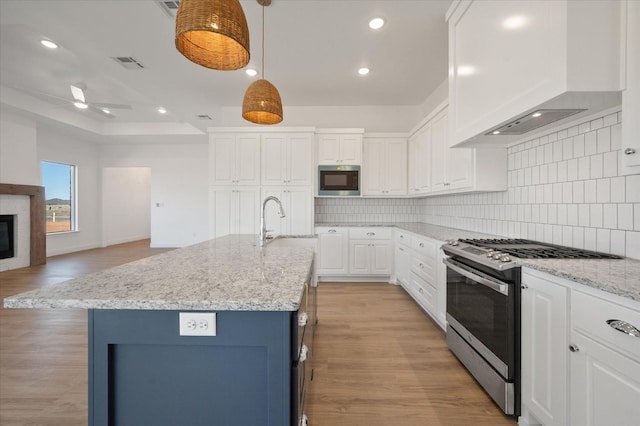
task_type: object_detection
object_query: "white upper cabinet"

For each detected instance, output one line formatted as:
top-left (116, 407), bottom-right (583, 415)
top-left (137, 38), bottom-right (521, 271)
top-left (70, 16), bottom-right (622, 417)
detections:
top-left (408, 124), bottom-right (432, 195)
top-left (447, 0), bottom-right (623, 147)
top-left (317, 132), bottom-right (363, 165)
top-left (209, 187), bottom-right (260, 239)
top-left (210, 133), bottom-right (261, 186)
top-left (261, 133), bottom-right (313, 186)
top-left (260, 187), bottom-right (313, 237)
top-left (622, 0), bottom-right (640, 174)
top-left (363, 137), bottom-right (407, 196)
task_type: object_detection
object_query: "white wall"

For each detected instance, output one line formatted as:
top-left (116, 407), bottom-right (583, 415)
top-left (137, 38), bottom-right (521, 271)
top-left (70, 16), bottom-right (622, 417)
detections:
top-left (99, 141), bottom-right (209, 248)
top-left (0, 107), bottom-right (38, 185)
top-left (37, 124), bottom-right (102, 256)
top-left (102, 167), bottom-right (151, 247)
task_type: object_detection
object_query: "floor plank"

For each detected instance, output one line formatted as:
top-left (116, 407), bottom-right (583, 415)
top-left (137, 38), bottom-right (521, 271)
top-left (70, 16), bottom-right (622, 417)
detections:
top-left (1, 242), bottom-right (516, 425)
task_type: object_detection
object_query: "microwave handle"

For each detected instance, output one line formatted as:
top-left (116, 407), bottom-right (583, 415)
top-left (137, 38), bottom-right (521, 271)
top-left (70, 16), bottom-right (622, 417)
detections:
top-left (443, 257), bottom-right (509, 296)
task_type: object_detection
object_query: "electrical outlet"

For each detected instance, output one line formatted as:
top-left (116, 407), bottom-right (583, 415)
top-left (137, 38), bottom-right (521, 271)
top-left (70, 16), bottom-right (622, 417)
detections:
top-left (179, 312), bottom-right (216, 336)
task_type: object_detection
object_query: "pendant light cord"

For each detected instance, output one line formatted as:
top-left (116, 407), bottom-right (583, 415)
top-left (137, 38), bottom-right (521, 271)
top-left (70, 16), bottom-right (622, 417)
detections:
top-left (261, 2), bottom-right (265, 80)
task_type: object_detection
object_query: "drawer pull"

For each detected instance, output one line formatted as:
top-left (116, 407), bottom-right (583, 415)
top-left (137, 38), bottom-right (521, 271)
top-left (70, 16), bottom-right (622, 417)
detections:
top-left (298, 312), bottom-right (308, 327)
top-left (419, 242), bottom-right (424, 248)
top-left (299, 344), bottom-right (309, 362)
top-left (400, 235), bottom-right (404, 239)
top-left (606, 319), bottom-right (640, 337)
top-left (366, 232), bottom-right (375, 236)
top-left (328, 229), bottom-right (337, 233)
top-left (568, 344), bottom-right (580, 352)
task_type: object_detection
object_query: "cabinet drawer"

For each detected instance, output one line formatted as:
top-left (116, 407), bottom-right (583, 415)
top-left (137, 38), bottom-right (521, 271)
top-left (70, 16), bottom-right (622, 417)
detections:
top-left (395, 230), bottom-right (411, 246)
top-left (572, 290), bottom-right (640, 362)
top-left (411, 272), bottom-right (436, 312)
top-left (411, 236), bottom-right (437, 259)
top-left (349, 227), bottom-right (392, 239)
top-left (410, 256), bottom-right (436, 284)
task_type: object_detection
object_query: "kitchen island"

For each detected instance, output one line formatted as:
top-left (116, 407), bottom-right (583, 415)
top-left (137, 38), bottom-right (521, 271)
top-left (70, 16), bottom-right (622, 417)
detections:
top-left (4, 235), bottom-right (317, 426)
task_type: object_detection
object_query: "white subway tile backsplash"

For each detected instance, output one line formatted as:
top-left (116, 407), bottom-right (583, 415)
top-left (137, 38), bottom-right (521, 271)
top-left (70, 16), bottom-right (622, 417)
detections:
top-left (611, 123), bottom-right (622, 150)
top-left (603, 112), bottom-right (618, 127)
top-left (603, 151), bottom-right (618, 177)
top-left (567, 159), bottom-right (578, 181)
top-left (579, 204), bottom-right (590, 226)
top-left (597, 228), bottom-right (610, 253)
top-left (553, 141), bottom-right (563, 162)
top-left (573, 227), bottom-right (584, 248)
top-left (584, 180), bottom-right (597, 203)
top-left (590, 154), bottom-right (603, 179)
top-left (557, 161), bottom-right (568, 182)
top-left (597, 127), bottom-right (611, 153)
top-left (573, 181), bottom-right (585, 203)
top-left (610, 176), bottom-right (625, 202)
top-left (562, 138), bottom-right (573, 160)
top-left (627, 175), bottom-right (640, 202)
top-left (603, 204), bottom-right (617, 229)
top-left (585, 131), bottom-right (597, 155)
top-left (611, 230), bottom-right (626, 256)
top-left (584, 228), bottom-right (597, 250)
top-left (618, 204), bottom-right (634, 230)
top-left (626, 232), bottom-right (640, 259)
top-left (548, 163), bottom-right (558, 183)
top-left (567, 204), bottom-right (578, 226)
top-left (591, 117), bottom-right (604, 131)
top-left (590, 204), bottom-right (603, 228)
top-left (596, 178), bottom-right (610, 203)
top-left (578, 157), bottom-right (590, 180)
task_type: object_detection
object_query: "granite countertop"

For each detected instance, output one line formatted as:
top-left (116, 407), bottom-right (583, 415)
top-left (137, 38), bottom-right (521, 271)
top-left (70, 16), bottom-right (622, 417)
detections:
top-left (3, 235), bottom-right (316, 311)
top-left (315, 222), bottom-right (640, 303)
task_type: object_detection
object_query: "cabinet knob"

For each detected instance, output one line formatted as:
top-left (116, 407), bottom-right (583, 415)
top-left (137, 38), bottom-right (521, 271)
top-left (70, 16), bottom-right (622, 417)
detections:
top-left (568, 344), bottom-right (580, 353)
top-left (299, 414), bottom-right (308, 426)
top-left (298, 312), bottom-right (308, 327)
top-left (521, 284), bottom-right (528, 290)
top-left (419, 242), bottom-right (424, 248)
top-left (299, 344), bottom-right (309, 362)
top-left (419, 287), bottom-right (424, 293)
top-left (624, 148), bottom-right (637, 155)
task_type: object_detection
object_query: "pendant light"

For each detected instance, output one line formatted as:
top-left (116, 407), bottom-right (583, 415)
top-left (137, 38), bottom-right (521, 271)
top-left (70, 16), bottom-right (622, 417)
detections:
top-left (242, 0), bottom-right (283, 125)
top-left (175, 0), bottom-right (250, 71)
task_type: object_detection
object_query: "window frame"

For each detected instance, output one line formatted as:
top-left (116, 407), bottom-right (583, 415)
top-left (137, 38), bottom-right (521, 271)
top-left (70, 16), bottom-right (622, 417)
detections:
top-left (41, 160), bottom-right (78, 234)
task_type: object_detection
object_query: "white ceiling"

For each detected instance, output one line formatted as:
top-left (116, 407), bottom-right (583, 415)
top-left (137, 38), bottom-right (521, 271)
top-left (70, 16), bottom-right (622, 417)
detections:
top-left (0, 0), bottom-right (451, 135)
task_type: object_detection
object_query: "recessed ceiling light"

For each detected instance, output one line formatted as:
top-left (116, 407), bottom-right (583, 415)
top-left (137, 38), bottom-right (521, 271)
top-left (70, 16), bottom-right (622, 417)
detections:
top-left (503, 15), bottom-right (526, 30)
top-left (492, 130), bottom-right (501, 135)
top-left (245, 68), bottom-right (258, 77)
top-left (369, 18), bottom-right (385, 30)
top-left (102, 108), bottom-right (111, 114)
top-left (73, 101), bottom-right (88, 109)
top-left (158, 107), bottom-right (167, 114)
top-left (40, 39), bottom-right (58, 49)
top-left (532, 112), bottom-right (542, 118)
top-left (358, 67), bottom-right (370, 76)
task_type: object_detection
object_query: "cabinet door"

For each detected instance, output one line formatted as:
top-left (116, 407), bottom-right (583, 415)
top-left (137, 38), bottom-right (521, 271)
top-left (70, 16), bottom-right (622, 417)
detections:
top-left (261, 187), bottom-right (286, 236)
top-left (288, 134), bottom-right (313, 186)
top-left (446, 145), bottom-right (473, 190)
top-left (622, 0), bottom-right (640, 171)
top-left (370, 241), bottom-right (393, 275)
top-left (236, 189), bottom-right (260, 235)
top-left (211, 135), bottom-right (237, 185)
top-left (408, 133), bottom-right (421, 194)
top-left (395, 245), bottom-right (411, 284)
top-left (363, 139), bottom-right (385, 195)
top-left (569, 332), bottom-right (640, 426)
top-left (417, 125), bottom-right (432, 193)
top-left (340, 134), bottom-right (362, 165)
top-left (317, 135), bottom-right (341, 165)
top-left (236, 134), bottom-right (261, 185)
top-left (384, 139), bottom-right (407, 195)
top-left (349, 240), bottom-right (371, 275)
top-left (317, 229), bottom-right (348, 275)
top-left (262, 134), bottom-right (287, 186)
top-left (521, 272), bottom-right (569, 426)
top-left (431, 111), bottom-right (448, 191)
top-left (286, 188), bottom-right (313, 235)
top-left (210, 187), bottom-right (234, 238)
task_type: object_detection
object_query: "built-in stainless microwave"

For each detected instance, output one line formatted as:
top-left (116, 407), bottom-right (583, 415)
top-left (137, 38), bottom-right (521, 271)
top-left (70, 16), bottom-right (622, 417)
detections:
top-left (318, 165), bottom-right (360, 196)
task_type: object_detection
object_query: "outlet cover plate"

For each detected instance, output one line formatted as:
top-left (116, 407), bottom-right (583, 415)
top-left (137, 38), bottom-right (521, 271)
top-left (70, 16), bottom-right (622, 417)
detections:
top-left (179, 312), bottom-right (216, 336)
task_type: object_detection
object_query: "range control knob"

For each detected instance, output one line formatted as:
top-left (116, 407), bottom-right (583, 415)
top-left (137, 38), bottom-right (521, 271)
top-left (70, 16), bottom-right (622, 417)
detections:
top-left (486, 251), bottom-right (495, 258)
top-left (492, 252), bottom-right (503, 260)
top-left (500, 255), bottom-right (511, 263)
top-left (448, 239), bottom-right (459, 246)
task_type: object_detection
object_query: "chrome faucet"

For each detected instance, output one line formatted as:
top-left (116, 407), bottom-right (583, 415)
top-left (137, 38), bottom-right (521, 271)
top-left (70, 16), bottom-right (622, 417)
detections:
top-left (260, 196), bottom-right (286, 246)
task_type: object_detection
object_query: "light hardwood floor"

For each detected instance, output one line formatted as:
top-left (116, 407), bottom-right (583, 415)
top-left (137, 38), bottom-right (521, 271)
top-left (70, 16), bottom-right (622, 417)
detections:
top-left (1, 241), bottom-right (516, 426)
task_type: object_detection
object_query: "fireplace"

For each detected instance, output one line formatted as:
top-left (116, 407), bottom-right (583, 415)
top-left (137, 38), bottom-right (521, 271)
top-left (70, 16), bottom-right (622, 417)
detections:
top-left (0, 215), bottom-right (15, 260)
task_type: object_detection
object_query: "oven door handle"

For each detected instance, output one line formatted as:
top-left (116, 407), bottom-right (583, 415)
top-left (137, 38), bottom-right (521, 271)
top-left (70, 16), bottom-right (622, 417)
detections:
top-left (443, 258), bottom-right (509, 296)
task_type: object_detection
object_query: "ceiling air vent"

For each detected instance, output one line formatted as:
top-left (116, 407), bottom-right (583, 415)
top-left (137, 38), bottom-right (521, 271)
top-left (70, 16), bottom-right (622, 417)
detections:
top-left (112, 57), bottom-right (145, 70)
top-left (157, 1), bottom-right (180, 18)
top-left (486, 109), bottom-right (586, 136)
top-left (197, 115), bottom-right (213, 120)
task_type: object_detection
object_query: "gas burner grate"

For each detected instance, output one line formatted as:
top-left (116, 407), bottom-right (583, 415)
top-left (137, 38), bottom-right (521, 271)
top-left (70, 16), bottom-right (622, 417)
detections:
top-left (458, 238), bottom-right (623, 260)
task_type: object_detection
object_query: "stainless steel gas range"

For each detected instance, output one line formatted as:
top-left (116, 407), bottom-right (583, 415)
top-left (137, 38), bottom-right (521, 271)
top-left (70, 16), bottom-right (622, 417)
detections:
top-left (441, 238), bottom-right (621, 416)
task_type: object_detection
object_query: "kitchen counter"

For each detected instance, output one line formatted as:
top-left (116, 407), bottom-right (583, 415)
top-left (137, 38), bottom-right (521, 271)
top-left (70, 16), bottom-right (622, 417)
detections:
top-left (3, 235), bottom-right (316, 311)
top-left (316, 222), bottom-right (640, 302)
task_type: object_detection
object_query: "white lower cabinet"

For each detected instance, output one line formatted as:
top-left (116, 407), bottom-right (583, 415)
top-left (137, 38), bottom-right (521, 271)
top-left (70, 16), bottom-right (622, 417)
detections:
top-left (315, 227), bottom-right (349, 276)
top-left (520, 270), bottom-right (569, 426)
top-left (520, 268), bottom-right (640, 426)
top-left (394, 229), bottom-right (445, 330)
top-left (349, 240), bottom-right (392, 275)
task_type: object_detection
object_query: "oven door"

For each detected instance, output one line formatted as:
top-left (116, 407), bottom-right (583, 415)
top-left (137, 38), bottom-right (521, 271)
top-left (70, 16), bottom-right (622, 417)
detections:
top-left (445, 257), bottom-right (516, 380)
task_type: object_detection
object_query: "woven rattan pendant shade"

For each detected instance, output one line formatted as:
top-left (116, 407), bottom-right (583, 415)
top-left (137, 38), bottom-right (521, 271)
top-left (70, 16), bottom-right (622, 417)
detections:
top-left (242, 0), bottom-right (283, 124)
top-left (242, 79), bottom-right (283, 124)
top-left (175, 0), bottom-right (250, 70)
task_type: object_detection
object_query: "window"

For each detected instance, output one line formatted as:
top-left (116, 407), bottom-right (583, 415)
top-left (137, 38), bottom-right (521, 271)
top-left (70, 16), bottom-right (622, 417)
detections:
top-left (41, 161), bottom-right (76, 233)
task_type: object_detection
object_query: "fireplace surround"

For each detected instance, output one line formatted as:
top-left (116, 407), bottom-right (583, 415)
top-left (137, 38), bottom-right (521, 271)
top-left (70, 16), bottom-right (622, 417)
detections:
top-left (0, 183), bottom-right (46, 266)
